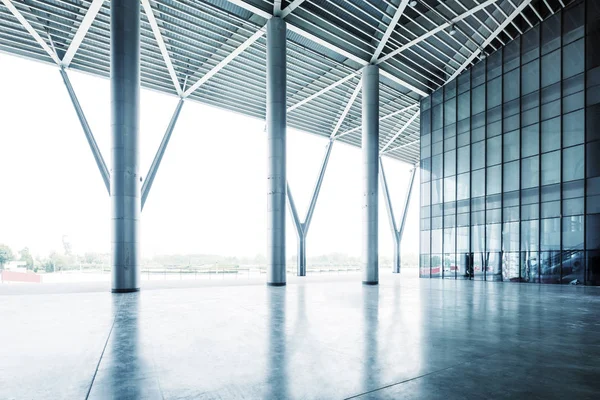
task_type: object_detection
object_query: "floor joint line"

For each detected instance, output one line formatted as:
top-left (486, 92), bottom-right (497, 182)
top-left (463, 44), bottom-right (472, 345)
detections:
top-left (85, 296), bottom-right (124, 400)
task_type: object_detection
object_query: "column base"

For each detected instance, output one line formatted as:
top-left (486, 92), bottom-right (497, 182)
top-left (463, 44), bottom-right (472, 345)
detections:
top-left (111, 288), bottom-right (140, 293)
top-left (362, 281), bottom-right (379, 285)
top-left (267, 282), bottom-right (286, 287)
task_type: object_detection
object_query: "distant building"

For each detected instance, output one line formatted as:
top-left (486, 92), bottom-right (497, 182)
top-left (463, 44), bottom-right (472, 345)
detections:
top-left (5, 260), bottom-right (26, 272)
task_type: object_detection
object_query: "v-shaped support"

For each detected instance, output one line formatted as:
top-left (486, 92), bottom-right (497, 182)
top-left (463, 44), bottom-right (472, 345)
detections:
top-left (380, 158), bottom-right (416, 273)
top-left (286, 140), bottom-right (333, 276)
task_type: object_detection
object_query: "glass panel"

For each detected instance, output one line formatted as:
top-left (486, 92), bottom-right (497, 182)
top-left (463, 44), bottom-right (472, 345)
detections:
top-left (432, 179), bottom-right (442, 205)
top-left (561, 251), bottom-right (584, 285)
top-left (540, 251), bottom-right (561, 284)
top-left (420, 254), bottom-right (430, 278)
top-left (563, 110), bottom-right (584, 147)
top-left (472, 61), bottom-right (486, 87)
top-left (487, 77), bottom-right (502, 109)
top-left (541, 218), bottom-right (560, 251)
top-left (504, 69), bottom-right (520, 101)
top-left (562, 1), bottom-right (584, 44)
top-left (563, 215), bottom-right (584, 250)
top-left (486, 165), bottom-right (501, 195)
top-left (472, 169), bottom-right (485, 198)
top-left (487, 49), bottom-right (502, 80)
top-left (444, 150), bottom-right (456, 177)
top-left (521, 25), bottom-right (540, 64)
top-left (457, 172), bottom-right (470, 200)
top-left (458, 69), bottom-right (470, 94)
top-left (457, 145), bottom-right (470, 174)
top-left (522, 60), bottom-right (540, 95)
top-left (522, 124), bottom-right (539, 157)
top-left (521, 251), bottom-right (539, 283)
top-left (486, 136), bottom-right (501, 166)
top-left (541, 150), bottom-right (560, 186)
top-left (504, 130), bottom-right (520, 162)
top-left (421, 183), bottom-right (430, 206)
top-left (521, 220), bottom-right (539, 252)
top-left (487, 251), bottom-right (502, 281)
top-left (432, 104), bottom-right (443, 131)
top-left (487, 120), bottom-right (501, 138)
top-left (541, 12), bottom-right (560, 55)
top-left (521, 156), bottom-right (539, 189)
top-left (457, 92), bottom-right (470, 121)
top-left (472, 85), bottom-right (485, 115)
top-left (504, 39), bottom-right (520, 71)
top-left (445, 79), bottom-right (457, 100)
top-left (503, 161), bottom-right (519, 192)
top-left (444, 97), bottom-right (456, 126)
top-left (541, 50), bottom-right (561, 88)
top-left (432, 154), bottom-right (442, 180)
top-left (431, 254), bottom-right (442, 278)
top-left (563, 145), bottom-right (585, 182)
top-left (541, 117), bottom-right (560, 153)
top-left (472, 141), bottom-right (485, 170)
top-left (444, 176), bottom-right (456, 202)
top-left (503, 252), bottom-right (521, 282)
top-left (563, 39), bottom-right (584, 79)
top-left (586, 215), bottom-right (600, 250)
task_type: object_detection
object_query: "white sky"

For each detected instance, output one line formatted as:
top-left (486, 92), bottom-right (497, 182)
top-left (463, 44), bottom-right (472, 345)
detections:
top-left (0, 52), bottom-right (420, 260)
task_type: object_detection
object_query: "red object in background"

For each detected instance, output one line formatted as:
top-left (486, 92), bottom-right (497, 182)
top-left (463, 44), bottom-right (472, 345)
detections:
top-left (1, 270), bottom-right (42, 283)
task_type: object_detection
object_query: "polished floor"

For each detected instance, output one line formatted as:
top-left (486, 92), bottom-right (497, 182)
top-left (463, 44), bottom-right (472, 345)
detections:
top-left (1, 271), bottom-right (599, 399)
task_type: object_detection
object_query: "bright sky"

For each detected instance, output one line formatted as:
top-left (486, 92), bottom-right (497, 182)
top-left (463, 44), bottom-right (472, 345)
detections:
top-left (0, 52), bottom-right (420, 260)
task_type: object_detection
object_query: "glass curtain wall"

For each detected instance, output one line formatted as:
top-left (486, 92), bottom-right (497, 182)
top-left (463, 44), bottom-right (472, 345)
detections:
top-left (420, 0), bottom-right (600, 285)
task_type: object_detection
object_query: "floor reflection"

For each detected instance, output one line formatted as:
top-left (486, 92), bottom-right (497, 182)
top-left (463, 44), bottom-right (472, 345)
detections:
top-left (362, 285), bottom-right (380, 392)
top-left (266, 287), bottom-right (289, 399)
top-left (91, 293), bottom-right (161, 399)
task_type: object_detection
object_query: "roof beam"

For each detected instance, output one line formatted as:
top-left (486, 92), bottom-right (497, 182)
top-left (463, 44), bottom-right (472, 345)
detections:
top-left (142, 0), bottom-right (182, 96)
top-left (381, 138), bottom-right (419, 155)
top-left (337, 103), bottom-right (418, 138)
top-left (380, 69), bottom-right (427, 97)
top-left (281, 0), bottom-right (307, 18)
top-left (62, 0), bottom-right (104, 68)
top-left (273, 0), bottom-right (282, 16)
top-left (223, 1), bottom-right (424, 97)
top-left (286, 24), bottom-right (368, 67)
top-left (226, 0), bottom-right (271, 19)
top-left (371, 0), bottom-right (409, 63)
top-left (380, 111), bottom-right (419, 154)
top-left (183, 25), bottom-right (266, 98)
top-left (287, 71), bottom-right (358, 112)
top-left (377, 0), bottom-right (502, 65)
top-left (331, 77), bottom-right (361, 139)
top-left (447, 0), bottom-right (532, 83)
top-left (1, 0), bottom-right (60, 65)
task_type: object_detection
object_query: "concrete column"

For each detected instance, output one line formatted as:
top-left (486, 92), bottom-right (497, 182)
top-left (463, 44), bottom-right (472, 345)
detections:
top-left (362, 65), bottom-right (379, 285)
top-left (297, 234), bottom-right (306, 276)
top-left (111, 0), bottom-right (140, 292)
top-left (393, 237), bottom-right (401, 274)
top-left (266, 17), bottom-right (287, 286)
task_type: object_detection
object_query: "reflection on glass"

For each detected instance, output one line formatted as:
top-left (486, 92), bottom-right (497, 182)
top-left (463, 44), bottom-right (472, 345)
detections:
top-left (419, 2), bottom-right (596, 285)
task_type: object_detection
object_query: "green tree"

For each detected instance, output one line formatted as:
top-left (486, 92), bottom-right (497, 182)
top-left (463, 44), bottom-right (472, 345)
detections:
top-left (0, 244), bottom-right (14, 270)
top-left (19, 247), bottom-right (34, 270)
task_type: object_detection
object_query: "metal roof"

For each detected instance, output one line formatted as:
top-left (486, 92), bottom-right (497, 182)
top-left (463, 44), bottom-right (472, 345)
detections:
top-left (0, 0), bottom-right (574, 164)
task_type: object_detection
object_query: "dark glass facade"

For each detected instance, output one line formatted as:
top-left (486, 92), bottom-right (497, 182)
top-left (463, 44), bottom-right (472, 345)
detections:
top-left (419, 0), bottom-right (600, 285)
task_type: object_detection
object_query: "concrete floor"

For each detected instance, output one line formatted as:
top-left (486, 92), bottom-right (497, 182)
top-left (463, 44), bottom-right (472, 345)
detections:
top-left (1, 272), bottom-right (599, 400)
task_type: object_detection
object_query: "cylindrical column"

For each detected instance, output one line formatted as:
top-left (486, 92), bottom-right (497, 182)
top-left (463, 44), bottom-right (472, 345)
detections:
top-left (298, 235), bottom-right (306, 276)
top-left (393, 237), bottom-right (401, 274)
top-left (111, 0), bottom-right (140, 293)
top-left (362, 65), bottom-right (379, 285)
top-left (266, 17), bottom-right (287, 286)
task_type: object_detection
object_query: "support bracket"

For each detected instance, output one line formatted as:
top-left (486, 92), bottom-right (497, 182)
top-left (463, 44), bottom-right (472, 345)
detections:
top-left (59, 68), bottom-right (110, 194)
top-left (379, 158), bottom-right (417, 273)
top-left (141, 99), bottom-right (185, 210)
